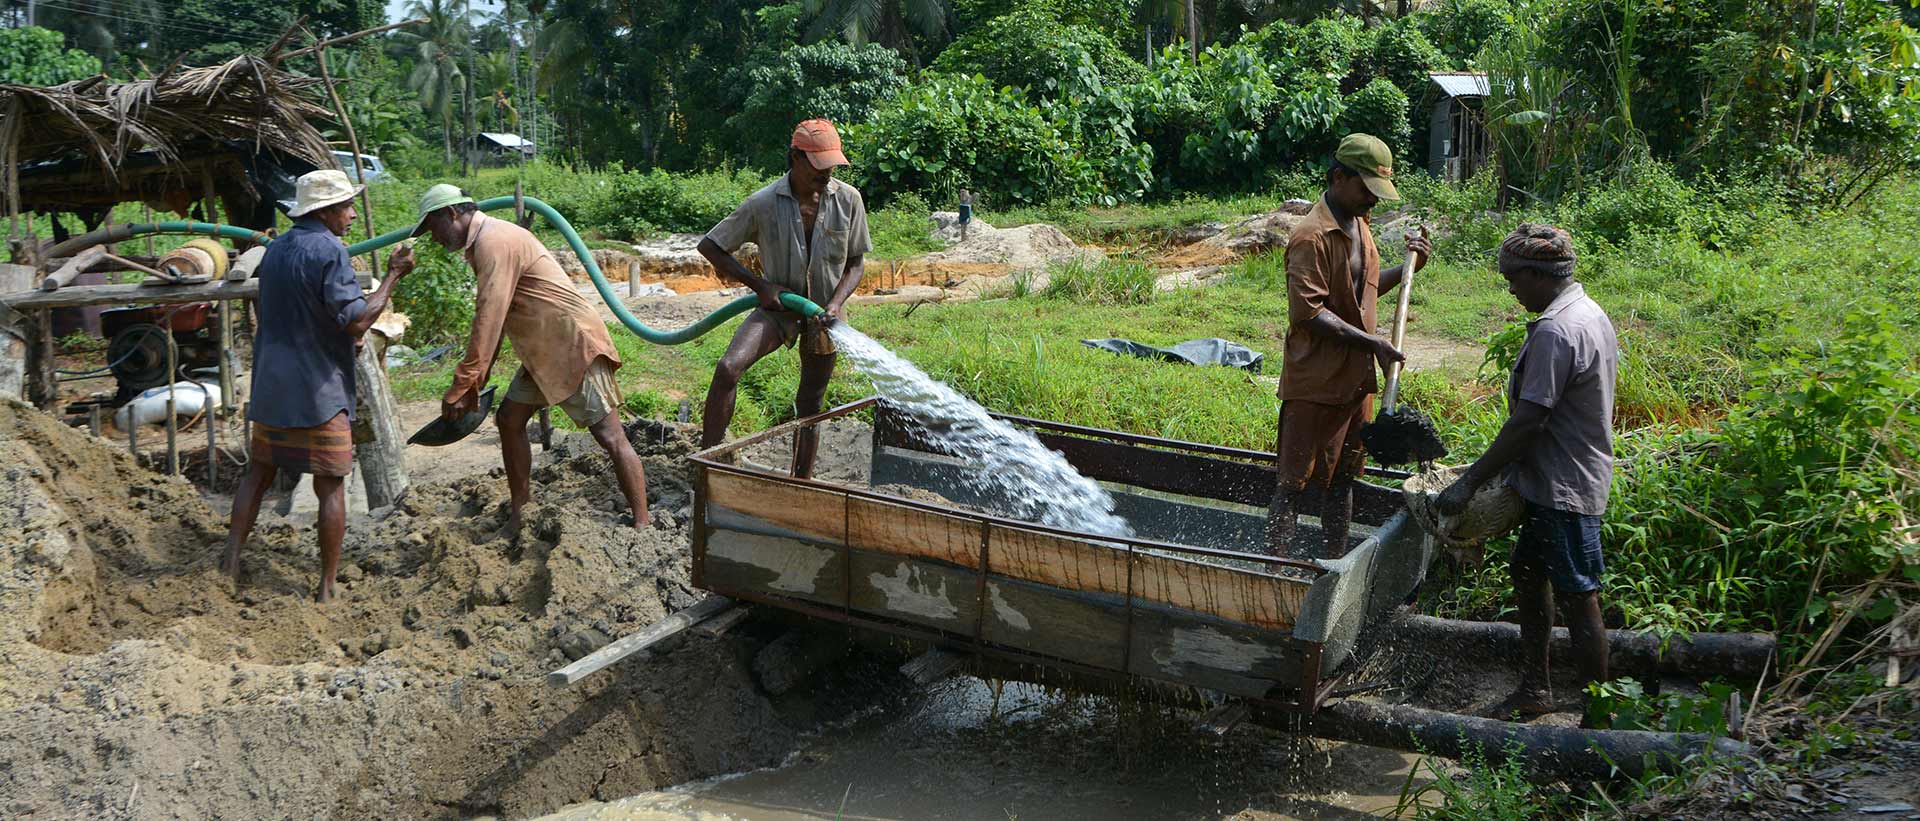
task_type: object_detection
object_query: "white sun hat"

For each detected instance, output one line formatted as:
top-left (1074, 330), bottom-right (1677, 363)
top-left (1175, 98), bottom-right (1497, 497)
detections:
top-left (286, 169), bottom-right (364, 217)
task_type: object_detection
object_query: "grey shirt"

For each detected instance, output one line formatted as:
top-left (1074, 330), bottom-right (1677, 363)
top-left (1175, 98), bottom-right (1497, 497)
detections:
top-left (1507, 282), bottom-right (1618, 515)
top-left (704, 175), bottom-right (871, 306)
top-left (248, 217), bottom-right (367, 428)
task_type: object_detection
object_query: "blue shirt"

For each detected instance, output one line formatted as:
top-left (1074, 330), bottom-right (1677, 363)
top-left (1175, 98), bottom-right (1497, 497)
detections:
top-left (247, 217), bottom-right (367, 428)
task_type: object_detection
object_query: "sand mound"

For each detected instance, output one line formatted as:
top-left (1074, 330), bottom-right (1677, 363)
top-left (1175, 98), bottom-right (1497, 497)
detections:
top-left (0, 399), bottom-right (799, 819)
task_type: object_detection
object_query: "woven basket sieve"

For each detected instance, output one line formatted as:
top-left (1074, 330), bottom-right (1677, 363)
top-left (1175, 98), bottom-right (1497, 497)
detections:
top-left (1403, 465), bottom-right (1527, 547)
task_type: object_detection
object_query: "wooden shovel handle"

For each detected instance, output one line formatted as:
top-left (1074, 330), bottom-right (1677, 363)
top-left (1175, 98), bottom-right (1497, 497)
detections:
top-left (1380, 233), bottom-right (1426, 413)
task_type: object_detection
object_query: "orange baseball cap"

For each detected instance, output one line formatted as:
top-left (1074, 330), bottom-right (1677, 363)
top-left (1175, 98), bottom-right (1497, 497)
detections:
top-left (791, 119), bottom-right (850, 169)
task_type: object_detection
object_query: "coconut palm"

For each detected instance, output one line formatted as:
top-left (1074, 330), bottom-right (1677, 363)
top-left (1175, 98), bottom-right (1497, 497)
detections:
top-left (392, 0), bottom-right (472, 165)
top-left (802, 0), bottom-right (951, 55)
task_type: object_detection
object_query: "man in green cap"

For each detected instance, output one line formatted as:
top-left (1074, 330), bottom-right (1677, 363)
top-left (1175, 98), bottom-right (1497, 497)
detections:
top-left (1267, 134), bottom-right (1433, 560)
top-left (412, 184), bottom-right (651, 532)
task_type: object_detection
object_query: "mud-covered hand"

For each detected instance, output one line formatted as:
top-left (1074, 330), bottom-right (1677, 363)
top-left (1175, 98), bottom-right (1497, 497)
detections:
top-left (441, 387), bottom-right (479, 421)
top-left (818, 300), bottom-right (847, 328)
top-left (755, 284), bottom-right (795, 313)
top-left (1436, 474), bottom-right (1479, 516)
top-left (1371, 336), bottom-right (1406, 373)
top-left (1405, 225), bottom-right (1433, 272)
top-left (385, 244), bottom-right (417, 279)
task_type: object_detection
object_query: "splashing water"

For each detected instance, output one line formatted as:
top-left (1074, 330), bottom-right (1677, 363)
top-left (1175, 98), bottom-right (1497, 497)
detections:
top-left (829, 324), bottom-right (1132, 537)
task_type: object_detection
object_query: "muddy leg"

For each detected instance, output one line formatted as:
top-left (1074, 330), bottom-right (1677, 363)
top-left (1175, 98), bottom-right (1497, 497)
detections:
top-left (223, 461), bottom-right (278, 580)
top-left (1320, 480), bottom-right (1355, 558)
top-left (701, 313), bottom-right (788, 449)
top-left (312, 474), bottom-right (346, 603)
top-left (790, 347), bottom-right (836, 479)
top-left (1266, 488), bottom-right (1301, 558)
top-left (1491, 563), bottom-right (1557, 718)
top-left (589, 410), bottom-right (649, 528)
top-left (496, 399), bottom-right (538, 533)
top-left (1562, 591), bottom-right (1609, 692)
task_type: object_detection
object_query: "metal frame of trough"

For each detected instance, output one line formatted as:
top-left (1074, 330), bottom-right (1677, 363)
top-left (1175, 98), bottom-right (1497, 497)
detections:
top-left (689, 397), bottom-right (1433, 714)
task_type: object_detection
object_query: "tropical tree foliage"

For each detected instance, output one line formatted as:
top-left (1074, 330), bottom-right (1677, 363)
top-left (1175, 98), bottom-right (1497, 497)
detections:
top-left (0, 26), bottom-right (101, 85)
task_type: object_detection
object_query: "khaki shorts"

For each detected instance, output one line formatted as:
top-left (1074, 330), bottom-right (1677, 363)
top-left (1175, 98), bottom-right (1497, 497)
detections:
top-left (505, 358), bottom-right (622, 427)
top-left (1275, 396), bottom-right (1373, 492)
top-left (759, 308), bottom-right (837, 356)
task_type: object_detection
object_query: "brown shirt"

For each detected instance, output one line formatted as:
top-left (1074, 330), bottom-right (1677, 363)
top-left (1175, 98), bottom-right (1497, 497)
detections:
top-left (1279, 197), bottom-right (1381, 405)
top-left (446, 213), bottom-right (620, 406)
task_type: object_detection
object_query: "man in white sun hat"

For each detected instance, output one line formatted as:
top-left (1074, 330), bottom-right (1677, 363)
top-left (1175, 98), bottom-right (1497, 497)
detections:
top-left (413, 184), bottom-right (650, 532)
top-left (224, 169), bottom-right (415, 603)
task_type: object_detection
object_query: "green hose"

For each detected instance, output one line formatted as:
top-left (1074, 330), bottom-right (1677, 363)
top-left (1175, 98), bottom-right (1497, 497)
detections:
top-left (345, 195), bottom-right (824, 344)
top-left (56, 198), bottom-right (822, 346)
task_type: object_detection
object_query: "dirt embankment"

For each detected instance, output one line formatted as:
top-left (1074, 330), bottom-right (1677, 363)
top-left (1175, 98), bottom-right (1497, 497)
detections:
top-left (0, 399), bottom-right (796, 819)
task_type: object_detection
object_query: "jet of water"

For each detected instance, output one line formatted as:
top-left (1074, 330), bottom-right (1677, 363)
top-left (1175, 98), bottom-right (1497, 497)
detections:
top-left (829, 324), bottom-right (1132, 537)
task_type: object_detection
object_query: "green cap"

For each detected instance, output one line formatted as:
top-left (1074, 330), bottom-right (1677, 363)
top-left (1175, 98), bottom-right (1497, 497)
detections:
top-left (410, 183), bottom-right (475, 238)
top-left (1334, 133), bottom-right (1400, 202)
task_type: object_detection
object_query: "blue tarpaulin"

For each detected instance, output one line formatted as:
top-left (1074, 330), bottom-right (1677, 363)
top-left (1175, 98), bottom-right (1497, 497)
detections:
top-left (1080, 337), bottom-right (1264, 372)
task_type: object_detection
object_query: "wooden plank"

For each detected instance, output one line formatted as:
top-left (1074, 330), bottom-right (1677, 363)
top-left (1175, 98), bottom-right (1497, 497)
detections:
top-left (846, 493), bottom-right (983, 569)
top-left (692, 605), bottom-right (753, 637)
top-left (703, 469), bottom-right (846, 543)
top-left (899, 647), bottom-right (966, 686)
top-left (38, 245), bottom-right (106, 290)
top-left (980, 576), bottom-right (1128, 670)
top-left (1126, 606), bottom-right (1308, 698)
top-left (0, 279), bottom-right (259, 309)
top-left (701, 529), bottom-right (844, 604)
top-left (226, 246), bottom-right (266, 282)
top-left (986, 522), bottom-right (1307, 631)
top-left (546, 596), bottom-right (734, 687)
top-left (1195, 700), bottom-right (1251, 739)
top-left (28, 311), bottom-right (54, 410)
top-left (847, 551), bottom-right (979, 635)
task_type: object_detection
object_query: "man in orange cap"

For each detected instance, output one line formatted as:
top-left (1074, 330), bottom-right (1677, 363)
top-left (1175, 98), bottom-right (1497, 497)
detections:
top-left (698, 119), bottom-right (870, 477)
top-left (1268, 134), bottom-right (1432, 560)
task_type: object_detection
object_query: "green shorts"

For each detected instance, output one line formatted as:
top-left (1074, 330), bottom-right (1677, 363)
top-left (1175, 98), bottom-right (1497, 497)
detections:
top-left (504, 358), bottom-right (621, 427)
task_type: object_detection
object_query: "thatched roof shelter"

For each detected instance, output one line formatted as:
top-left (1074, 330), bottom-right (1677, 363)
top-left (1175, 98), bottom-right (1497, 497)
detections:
top-left (0, 55), bottom-right (336, 231)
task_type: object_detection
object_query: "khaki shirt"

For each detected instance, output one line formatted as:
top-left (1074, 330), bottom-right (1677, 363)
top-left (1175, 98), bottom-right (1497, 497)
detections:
top-left (447, 213), bottom-right (620, 406)
top-left (704, 176), bottom-right (872, 305)
top-left (1507, 283), bottom-right (1618, 515)
top-left (1280, 197), bottom-right (1381, 405)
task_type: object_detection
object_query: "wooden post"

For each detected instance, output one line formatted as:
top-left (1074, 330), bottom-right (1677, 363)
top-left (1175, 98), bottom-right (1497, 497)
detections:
top-left (310, 33), bottom-right (381, 281)
top-left (206, 404), bottom-right (218, 488)
top-left (27, 309), bottom-right (54, 410)
top-left (164, 315), bottom-right (178, 475)
top-left (627, 260), bottom-right (640, 299)
top-left (218, 299), bottom-right (235, 416)
top-left (353, 334), bottom-right (409, 508)
top-left (128, 409), bottom-right (138, 459)
top-left (0, 263), bottom-right (29, 400)
top-left (89, 404), bottom-right (102, 437)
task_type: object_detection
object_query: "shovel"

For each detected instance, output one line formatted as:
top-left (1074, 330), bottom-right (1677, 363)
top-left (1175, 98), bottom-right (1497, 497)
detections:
top-left (1359, 231), bottom-right (1448, 467)
top-left (407, 386), bottom-right (497, 447)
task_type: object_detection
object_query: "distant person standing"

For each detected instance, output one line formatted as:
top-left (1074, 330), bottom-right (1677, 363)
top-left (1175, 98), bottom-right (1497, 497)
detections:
top-left (223, 170), bottom-right (414, 602)
top-left (414, 184), bottom-right (651, 532)
top-left (958, 188), bottom-right (974, 242)
top-left (697, 119), bottom-right (871, 478)
top-left (1268, 134), bottom-right (1432, 560)
top-left (1438, 224), bottom-right (1618, 719)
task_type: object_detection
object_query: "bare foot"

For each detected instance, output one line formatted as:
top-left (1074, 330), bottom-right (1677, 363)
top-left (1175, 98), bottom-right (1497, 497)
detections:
top-left (314, 582), bottom-right (335, 604)
top-left (503, 508), bottom-right (524, 537)
top-left (620, 511), bottom-right (650, 529)
top-left (220, 546), bottom-right (242, 582)
top-left (1485, 688), bottom-right (1555, 720)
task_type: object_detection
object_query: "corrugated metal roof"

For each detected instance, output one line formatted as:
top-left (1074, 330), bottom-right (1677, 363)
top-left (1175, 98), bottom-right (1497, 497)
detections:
top-left (478, 132), bottom-right (534, 149)
top-left (1430, 72), bottom-right (1490, 98)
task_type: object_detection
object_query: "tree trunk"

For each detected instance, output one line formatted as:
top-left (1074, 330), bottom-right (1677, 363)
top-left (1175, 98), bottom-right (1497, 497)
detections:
top-left (353, 334), bottom-right (409, 508)
top-left (1185, 0), bottom-right (1197, 61)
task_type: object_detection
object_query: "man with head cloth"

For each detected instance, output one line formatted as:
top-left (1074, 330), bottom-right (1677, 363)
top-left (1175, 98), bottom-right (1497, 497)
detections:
top-left (1439, 223), bottom-right (1619, 719)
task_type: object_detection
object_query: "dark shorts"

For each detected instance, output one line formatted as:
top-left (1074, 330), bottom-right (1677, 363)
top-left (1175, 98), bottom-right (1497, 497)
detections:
top-left (1275, 397), bottom-right (1372, 492)
top-left (1512, 501), bottom-right (1605, 594)
top-left (251, 411), bottom-right (354, 478)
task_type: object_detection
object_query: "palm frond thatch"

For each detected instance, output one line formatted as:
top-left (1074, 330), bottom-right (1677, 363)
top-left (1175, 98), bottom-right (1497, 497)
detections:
top-left (0, 55), bottom-right (335, 216)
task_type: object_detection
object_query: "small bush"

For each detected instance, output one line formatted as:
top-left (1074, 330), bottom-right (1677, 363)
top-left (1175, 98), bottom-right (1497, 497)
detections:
top-left (1338, 77), bottom-right (1414, 160)
top-left (933, 2), bottom-right (1144, 93)
top-left (583, 167), bottom-right (772, 241)
top-left (1559, 160), bottom-right (1702, 246)
top-left (393, 243), bottom-right (476, 345)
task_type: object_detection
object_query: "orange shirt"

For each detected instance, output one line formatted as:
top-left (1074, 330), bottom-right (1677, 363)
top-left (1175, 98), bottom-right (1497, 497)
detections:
top-left (1279, 197), bottom-right (1381, 405)
top-left (445, 213), bottom-right (620, 405)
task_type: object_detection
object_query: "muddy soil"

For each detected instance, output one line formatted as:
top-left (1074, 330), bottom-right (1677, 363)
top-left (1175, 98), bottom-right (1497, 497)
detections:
top-left (0, 397), bottom-right (806, 820)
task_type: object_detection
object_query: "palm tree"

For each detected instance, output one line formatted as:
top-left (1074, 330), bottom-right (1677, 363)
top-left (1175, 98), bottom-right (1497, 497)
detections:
top-left (393, 0), bottom-right (472, 165)
top-left (802, 0), bottom-right (950, 57)
top-left (476, 52), bottom-right (518, 135)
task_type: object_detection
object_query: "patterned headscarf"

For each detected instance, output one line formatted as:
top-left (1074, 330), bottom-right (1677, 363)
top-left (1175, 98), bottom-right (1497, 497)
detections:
top-left (1498, 223), bottom-right (1576, 278)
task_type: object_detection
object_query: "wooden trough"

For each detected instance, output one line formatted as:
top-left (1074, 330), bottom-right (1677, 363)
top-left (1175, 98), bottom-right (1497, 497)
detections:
top-left (689, 398), bottom-right (1436, 713)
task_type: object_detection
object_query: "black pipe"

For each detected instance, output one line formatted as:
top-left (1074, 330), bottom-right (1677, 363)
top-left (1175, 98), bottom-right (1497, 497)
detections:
top-left (1386, 614), bottom-right (1777, 682)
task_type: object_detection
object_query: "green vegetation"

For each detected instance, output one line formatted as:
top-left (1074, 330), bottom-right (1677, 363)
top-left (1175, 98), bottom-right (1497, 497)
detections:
top-left (0, 27), bottom-right (100, 85)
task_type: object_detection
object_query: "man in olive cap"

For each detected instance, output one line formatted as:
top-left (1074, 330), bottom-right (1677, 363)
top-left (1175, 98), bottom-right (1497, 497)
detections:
top-left (413, 184), bottom-right (651, 532)
top-left (697, 118), bottom-right (871, 477)
top-left (1268, 134), bottom-right (1433, 560)
top-left (1439, 223), bottom-right (1617, 719)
